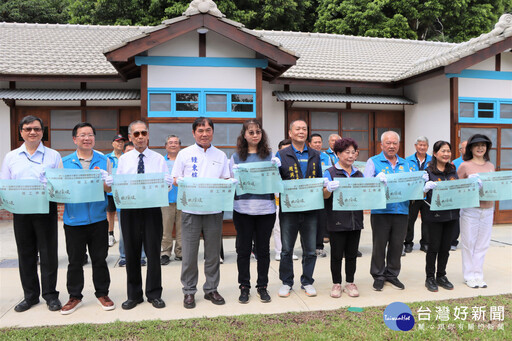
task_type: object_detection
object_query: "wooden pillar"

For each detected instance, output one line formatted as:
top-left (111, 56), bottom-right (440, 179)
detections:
top-left (256, 68), bottom-right (263, 123)
top-left (141, 65), bottom-right (148, 119)
top-left (449, 77), bottom-right (459, 153)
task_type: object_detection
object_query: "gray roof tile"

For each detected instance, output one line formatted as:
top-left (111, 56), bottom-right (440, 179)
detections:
top-left (0, 88), bottom-right (140, 100)
top-left (274, 91), bottom-right (414, 105)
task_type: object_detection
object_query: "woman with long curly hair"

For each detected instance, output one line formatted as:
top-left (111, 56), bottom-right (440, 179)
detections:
top-left (229, 119), bottom-right (279, 303)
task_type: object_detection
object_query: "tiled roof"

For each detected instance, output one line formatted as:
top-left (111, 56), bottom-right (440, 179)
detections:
top-left (0, 89), bottom-right (140, 100)
top-left (274, 91), bottom-right (415, 105)
top-left (0, 13), bottom-right (510, 82)
top-left (0, 22), bottom-right (148, 76)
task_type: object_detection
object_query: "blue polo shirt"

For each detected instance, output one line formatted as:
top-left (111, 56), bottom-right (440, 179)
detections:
top-left (165, 155), bottom-right (178, 203)
top-left (320, 152), bottom-right (332, 168)
top-left (452, 156), bottom-right (463, 170)
top-left (276, 144), bottom-right (309, 178)
top-left (364, 152), bottom-right (410, 215)
top-left (406, 152), bottom-right (432, 171)
top-left (325, 148), bottom-right (339, 166)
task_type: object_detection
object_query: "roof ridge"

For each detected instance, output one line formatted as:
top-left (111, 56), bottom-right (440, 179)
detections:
top-left (0, 22), bottom-right (149, 30)
top-left (254, 29), bottom-right (456, 46)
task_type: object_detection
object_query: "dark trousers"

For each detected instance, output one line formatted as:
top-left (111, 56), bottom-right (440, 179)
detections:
top-left (425, 220), bottom-right (456, 278)
top-left (316, 209), bottom-right (328, 250)
top-left (64, 219), bottom-right (110, 299)
top-left (279, 210), bottom-right (317, 287)
top-left (13, 202), bottom-right (59, 303)
top-left (233, 211), bottom-right (276, 288)
top-left (405, 200), bottom-right (429, 247)
top-left (120, 207), bottom-right (163, 300)
top-left (329, 230), bottom-right (361, 284)
top-left (451, 220), bottom-right (460, 247)
top-left (370, 214), bottom-right (408, 280)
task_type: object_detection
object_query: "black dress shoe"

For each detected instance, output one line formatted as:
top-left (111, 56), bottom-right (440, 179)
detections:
top-left (184, 294), bottom-right (195, 309)
top-left (160, 255), bottom-right (171, 265)
top-left (425, 277), bottom-right (438, 292)
top-left (357, 250), bottom-right (362, 257)
top-left (47, 298), bottom-right (62, 311)
top-left (204, 291), bottom-right (225, 305)
top-left (420, 245), bottom-right (428, 252)
top-left (404, 245), bottom-right (413, 253)
top-left (436, 276), bottom-right (454, 290)
top-left (148, 298), bottom-right (166, 309)
top-left (14, 299), bottom-right (39, 312)
top-left (121, 298), bottom-right (144, 310)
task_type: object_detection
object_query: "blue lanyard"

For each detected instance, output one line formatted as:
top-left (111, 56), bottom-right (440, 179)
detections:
top-left (24, 146), bottom-right (45, 165)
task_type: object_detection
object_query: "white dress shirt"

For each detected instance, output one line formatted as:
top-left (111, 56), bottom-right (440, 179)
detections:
top-left (171, 143), bottom-right (230, 214)
top-left (1, 142), bottom-right (61, 180)
top-left (116, 147), bottom-right (167, 175)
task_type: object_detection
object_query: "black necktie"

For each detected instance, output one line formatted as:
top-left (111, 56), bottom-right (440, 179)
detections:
top-left (137, 154), bottom-right (145, 174)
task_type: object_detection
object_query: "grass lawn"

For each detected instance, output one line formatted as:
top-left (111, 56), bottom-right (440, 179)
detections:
top-left (1, 294), bottom-right (510, 340)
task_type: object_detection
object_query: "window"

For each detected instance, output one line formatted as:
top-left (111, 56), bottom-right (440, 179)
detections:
top-left (459, 98), bottom-right (512, 123)
top-left (148, 89), bottom-right (256, 118)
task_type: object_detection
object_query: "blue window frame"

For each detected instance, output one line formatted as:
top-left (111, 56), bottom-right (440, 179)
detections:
top-left (148, 88), bottom-right (256, 118)
top-left (458, 97), bottom-right (512, 124)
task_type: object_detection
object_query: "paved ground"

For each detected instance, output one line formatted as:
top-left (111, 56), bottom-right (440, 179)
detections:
top-left (0, 216), bottom-right (511, 328)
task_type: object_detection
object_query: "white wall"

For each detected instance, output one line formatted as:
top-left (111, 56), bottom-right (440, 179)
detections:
top-left (468, 58), bottom-right (495, 71)
top-left (459, 78), bottom-right (512, 98)
top-left (502, 52), bottom-right (512, 72)
top-left (149, 31), bottom-right (198, 57)
top-left (404, 75), bottom-right (450, 157)
top-left (0, 101), bottom-right (11, 162)
top-left (206, 31), bottom-right (255, 58)
top-left (262, 83), bottom-right (285, 153)
top-left (87, 78), bottom-right (140, 89)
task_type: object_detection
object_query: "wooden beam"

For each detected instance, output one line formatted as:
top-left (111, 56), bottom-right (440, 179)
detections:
top-left (0, 74), bottom-right (124, 82)
top-left (199, 33), bottom-right (206, 57)
top-left (496, 53), bottom-right (501, 71)
top-left (105, 16), bottom-right (203, 62)
top-left (203, 15), bottom-right (297, 65)
top-left (398, 67), bottom-right (445, 86)
top-left (141, 65), bottom-right (148, 119)
top-left (271, 77), bottom-right (396, 89)
top-left (444, 36), bottom-right (512, 74)
top-left (346, 87), bottom-right (351, 109)
top-left (449, 77), bottom-right (459, 151)
top-left (256, 68), bottom-right (262, 123)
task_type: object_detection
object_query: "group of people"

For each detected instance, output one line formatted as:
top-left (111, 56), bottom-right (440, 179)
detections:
top-left (1, 114), bottom-right (496, 315)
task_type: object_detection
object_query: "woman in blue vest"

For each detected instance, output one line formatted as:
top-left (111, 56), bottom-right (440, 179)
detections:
top-left (323, 137), bottom-right (364, 298)
top-left (422, 140), bottom-right (459, 292)
top-left (230, 119), bottom-right (279, 303)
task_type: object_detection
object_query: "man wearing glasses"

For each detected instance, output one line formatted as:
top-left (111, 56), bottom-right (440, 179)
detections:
top-left (1, 115), bottom-right (62, 312)
top-left (116, 120), bottom-right (169, 310)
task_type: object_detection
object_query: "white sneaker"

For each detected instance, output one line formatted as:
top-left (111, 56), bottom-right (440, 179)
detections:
top-left (275, 253), bottom-right (281, 261)
top-left (278, 284), bottom-right (292, 297)
top-left (108, 235), bottom-right (115, 247)
top-left (330, 284), bottom-right (342, 298)
top-left (465, 279), bottom-right (479, 288)
top-left (292, 254), bottom-right (299, 260)
top-left (301, 284), bottom-right (317, 297)
top-left (476, 278), bottom-right (487, 288)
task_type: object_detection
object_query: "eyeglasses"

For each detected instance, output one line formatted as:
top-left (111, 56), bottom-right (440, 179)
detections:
top-left (77, 134), bottom-right (95, 139)
top-left (22, 127), bottom-right (42, 133)
top-left (132, 130), bottom-right (148, 138)
top-left (247, 130), bottom-right (262, 136)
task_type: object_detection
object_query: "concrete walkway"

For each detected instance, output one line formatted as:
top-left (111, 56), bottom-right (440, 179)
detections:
top-left (0, 216), bottom-right (511, 328)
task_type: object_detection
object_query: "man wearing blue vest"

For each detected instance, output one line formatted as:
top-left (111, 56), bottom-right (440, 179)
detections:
top-left (276, 119), bottom-right (323, 298)
top-left (364, 131), bottom-right (411, 291)
top-left (60, 122), bottom-right (114, 315)
top-left (324, 134), bottom-right (341, 166)
top-left (404, 136), bottom-right (432, 253)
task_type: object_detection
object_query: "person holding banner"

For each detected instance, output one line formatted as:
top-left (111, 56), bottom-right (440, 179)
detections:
top-left (59, 122), bottom-right (115, 314)
top-left (0, 115), bottom-right (62, 313)
top-left (161, 135), bottom-right (183, 265)
top-left (116, 120), bottom-right (169, 310)
top-left (422, 141), bottom-right (459, 292)
top-left (276, 119), bottom-right (323, 298)
top-left (230, 119), bottom-right (277, 304)
top-left (404, 136), bottom-right (432, 254)
top-left (363, 131), bottom-right (410, 291)
top-left (323, 137), bottom-right (364, 298)
top-left (172, 117), bottom-right (231, 309)
top-left (449, 140), bottom-right (467, 251)
top-left (106, 134), bottom-right (126, 247)
top-left (457, 134), bottom-right (495, 289)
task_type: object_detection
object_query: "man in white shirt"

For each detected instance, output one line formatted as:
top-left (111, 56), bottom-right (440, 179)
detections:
top-left (0, 115), bottom-right (62, 313)
top-left (171, 117), bottom-right (230, 309)
top-left (116, 120), bottom-right (168, 310)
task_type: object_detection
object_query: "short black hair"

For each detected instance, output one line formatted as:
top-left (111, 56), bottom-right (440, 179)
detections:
top-left (310, 133), bottom-right (322, 140)
top-left (192, 117), bottom-right (214, 132)
top-left (278, 139), bottom-right (292, 149)
top-left (123, 141), bottom-right (134, 152)
top-left (19, 115), bottom-right (44, 132)
top-left (72, 122), bottom-right (96, 137)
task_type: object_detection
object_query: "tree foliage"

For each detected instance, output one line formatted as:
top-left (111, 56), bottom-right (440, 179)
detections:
top-left (0, 0), bottom-right (70, 23)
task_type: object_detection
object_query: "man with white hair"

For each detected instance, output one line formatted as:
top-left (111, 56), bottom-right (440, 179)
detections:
top-left (364, 131), bottom-right (411, 292)
top-left (404, 136), bottom-right (432, 254)
top-left (324, 134), bottom-right (341, 166)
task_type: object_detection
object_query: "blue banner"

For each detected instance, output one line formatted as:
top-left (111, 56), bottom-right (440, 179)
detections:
top-left (0, 179), bottom-right (49, 214)
top-left (45, 168), bottom-right (104, 203)
top-left (112, 173), bottom-right (168, 209)
top-left (430, 178), bottom-right (480, 211)
top-left (478, 171), bottom-right (512, 201)
top-left (332, 177), bottom-right (386, 211)
top-left (280, 178), bottom-right (324, 212)
top-left (385, 171), bottom-right (425, 203)
top-left (233, 161), bottom-right (283, 195)
top-left (177, 178), bottom-right (235, 212)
